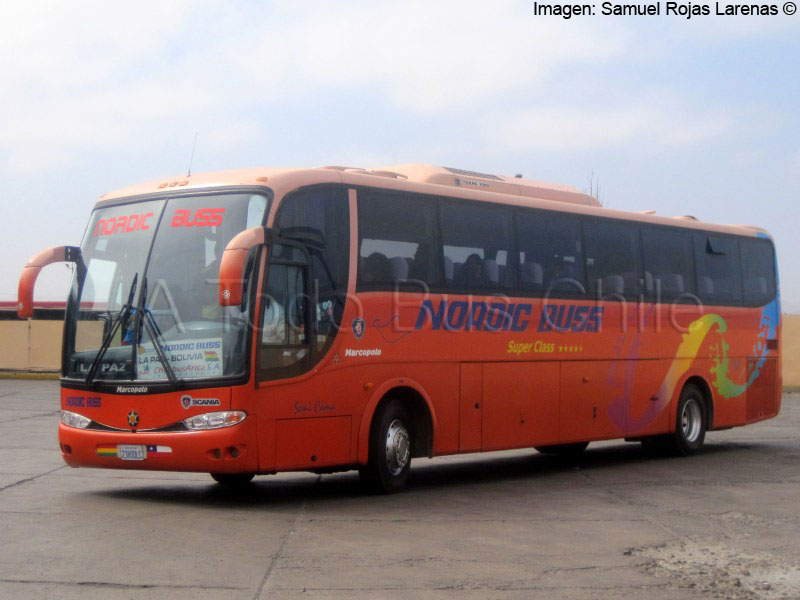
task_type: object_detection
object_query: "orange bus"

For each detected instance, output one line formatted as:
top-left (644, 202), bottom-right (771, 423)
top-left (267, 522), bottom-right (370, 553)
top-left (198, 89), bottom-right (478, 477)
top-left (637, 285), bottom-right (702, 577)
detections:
top-left (18, 164), bottom-right (781, 493)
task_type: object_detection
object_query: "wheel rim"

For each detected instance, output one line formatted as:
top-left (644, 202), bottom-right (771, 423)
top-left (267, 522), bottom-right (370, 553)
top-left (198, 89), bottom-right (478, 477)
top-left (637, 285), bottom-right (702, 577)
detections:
top-left (681, 398), bottom-right (702, 443)
top-left (385, 419), bottom-right (410, 476)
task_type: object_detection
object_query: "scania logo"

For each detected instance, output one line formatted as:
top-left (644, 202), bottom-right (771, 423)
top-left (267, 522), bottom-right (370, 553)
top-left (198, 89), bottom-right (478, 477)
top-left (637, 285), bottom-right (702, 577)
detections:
top-left (127, 411), bottom-right (140, 428)
top-left (352, 318), bottom-right (365, 340)
top-left (179, 395), bottom-right (221, 409)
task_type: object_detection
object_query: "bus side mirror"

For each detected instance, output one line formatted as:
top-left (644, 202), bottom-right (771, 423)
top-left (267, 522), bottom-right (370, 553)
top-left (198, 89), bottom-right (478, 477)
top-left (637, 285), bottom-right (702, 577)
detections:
top-left (219, 227), bottom-right (273, 306)
top-left (18, 245), bottom-right (81, 318)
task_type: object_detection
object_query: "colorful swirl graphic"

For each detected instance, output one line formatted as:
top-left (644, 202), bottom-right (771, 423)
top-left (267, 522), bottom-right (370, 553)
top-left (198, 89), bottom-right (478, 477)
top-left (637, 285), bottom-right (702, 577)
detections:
top-left (660, 306), bottom-right (775, 402)
top-left (658, 313), bottom-right (727, 401)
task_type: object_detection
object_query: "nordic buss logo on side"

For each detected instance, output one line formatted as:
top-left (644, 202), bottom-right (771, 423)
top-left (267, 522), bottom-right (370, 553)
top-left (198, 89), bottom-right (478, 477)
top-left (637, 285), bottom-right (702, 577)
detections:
top-left (414, 300), bottom-right (603, 333)
top-left (537, 305), bottom-right (604, 333)
top-left (415, 300), bottom-right (531, 332)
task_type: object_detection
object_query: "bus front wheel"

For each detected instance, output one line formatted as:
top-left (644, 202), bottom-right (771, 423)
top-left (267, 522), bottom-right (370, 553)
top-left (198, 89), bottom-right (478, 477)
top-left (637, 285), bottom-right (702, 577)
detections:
top-left (210, 472), bottom-right (255, 487)
top-left (359, 399), bottom-right (412, 494)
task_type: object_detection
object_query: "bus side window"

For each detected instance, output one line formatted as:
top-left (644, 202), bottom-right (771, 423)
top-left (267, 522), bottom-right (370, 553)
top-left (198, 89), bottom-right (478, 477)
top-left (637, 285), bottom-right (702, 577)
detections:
top-left (440, 202), bottom-right (515, 292)
top-left (276, 187), bottom-right (349, 352)
top-left (641, 227), bottom-right (695, 302)
top-left (740, 238), bottom-right (776, 307)
top-left (584, 219), bottom-right (641, 300)
top-left (259, 255), bottom-right (310, 376)
top-left (516, 210), bottom-right (585, 297)
top-left (693, 234), bottom-right (743, 305)
top-left (357, 191), bottom-right (439, 291)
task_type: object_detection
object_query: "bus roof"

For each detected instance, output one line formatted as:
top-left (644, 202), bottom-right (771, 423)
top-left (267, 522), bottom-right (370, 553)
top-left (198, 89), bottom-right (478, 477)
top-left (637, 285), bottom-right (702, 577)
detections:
top-left (97, 164), bottom-right (770, 238)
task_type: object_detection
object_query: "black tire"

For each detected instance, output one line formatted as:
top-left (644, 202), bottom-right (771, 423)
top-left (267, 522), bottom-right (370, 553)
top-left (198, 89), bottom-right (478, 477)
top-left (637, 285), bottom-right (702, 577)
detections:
top-left (640, 435), bottom-right (669, 455)
top-left (659, 383), bottom-right (707, 456)
top-left (210, 472), bottom-right (255, 487)
top-left (359, 399), bottom-right (412, 494)
top-left (534, 442), bottom-right (589, 457)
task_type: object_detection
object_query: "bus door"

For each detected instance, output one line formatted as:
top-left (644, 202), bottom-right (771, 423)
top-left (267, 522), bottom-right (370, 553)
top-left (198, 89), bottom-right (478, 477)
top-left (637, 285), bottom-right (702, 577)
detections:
top-left (254, 187), bottom-right (352, 471)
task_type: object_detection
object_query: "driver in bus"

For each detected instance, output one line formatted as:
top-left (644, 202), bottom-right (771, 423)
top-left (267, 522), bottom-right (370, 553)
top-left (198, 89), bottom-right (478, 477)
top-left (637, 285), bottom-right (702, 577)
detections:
top-left (199, 234), bottom-right (224, 320)
top-left (261, 294), bottom-right (286, 344)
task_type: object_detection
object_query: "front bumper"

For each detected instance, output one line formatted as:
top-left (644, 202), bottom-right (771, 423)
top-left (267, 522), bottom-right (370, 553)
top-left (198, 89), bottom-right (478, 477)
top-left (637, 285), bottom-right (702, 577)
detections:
top-left (58, 417), bottom-right (259, 473)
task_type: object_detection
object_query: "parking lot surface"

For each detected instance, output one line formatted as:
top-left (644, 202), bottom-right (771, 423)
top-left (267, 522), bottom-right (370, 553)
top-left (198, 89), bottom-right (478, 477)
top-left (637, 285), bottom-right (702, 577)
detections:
top-left (0, 379), bottom-right (798, 599)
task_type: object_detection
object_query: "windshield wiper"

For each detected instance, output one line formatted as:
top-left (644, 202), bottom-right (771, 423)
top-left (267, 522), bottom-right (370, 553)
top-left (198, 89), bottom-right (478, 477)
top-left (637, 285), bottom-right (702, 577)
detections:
top-left (85, 274), bottom-right (138, 385)
top-left (136, 276), bottom-right (180, 387)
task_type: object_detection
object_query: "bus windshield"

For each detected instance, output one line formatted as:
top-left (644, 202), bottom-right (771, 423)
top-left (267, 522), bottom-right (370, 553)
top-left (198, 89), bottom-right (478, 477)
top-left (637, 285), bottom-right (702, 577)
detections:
top-left (63, 192), bottom-right (269, 384)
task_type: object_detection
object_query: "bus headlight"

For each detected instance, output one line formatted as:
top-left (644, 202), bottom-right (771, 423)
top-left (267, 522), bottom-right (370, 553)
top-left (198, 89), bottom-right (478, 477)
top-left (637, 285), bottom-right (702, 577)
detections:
top-left (183, 411), bottom-right (247, 431)
top-left (61, 410), bottom-right (91, 429)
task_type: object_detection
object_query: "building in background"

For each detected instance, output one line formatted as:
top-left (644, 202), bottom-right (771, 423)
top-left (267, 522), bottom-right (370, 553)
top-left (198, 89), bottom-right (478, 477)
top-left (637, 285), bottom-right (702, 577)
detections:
top-left (0, 301), bottom-right (65, 372)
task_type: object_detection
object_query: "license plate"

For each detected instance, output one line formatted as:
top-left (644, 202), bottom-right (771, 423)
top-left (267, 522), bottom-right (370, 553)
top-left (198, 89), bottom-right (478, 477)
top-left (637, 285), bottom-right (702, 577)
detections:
top-left (117, 444), bottom-right (146, 461)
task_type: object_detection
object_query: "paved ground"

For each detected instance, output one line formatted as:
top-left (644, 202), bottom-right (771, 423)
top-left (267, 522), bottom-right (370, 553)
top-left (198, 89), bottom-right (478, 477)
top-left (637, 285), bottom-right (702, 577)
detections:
top-left (1, 380), bottom-right (799, 599)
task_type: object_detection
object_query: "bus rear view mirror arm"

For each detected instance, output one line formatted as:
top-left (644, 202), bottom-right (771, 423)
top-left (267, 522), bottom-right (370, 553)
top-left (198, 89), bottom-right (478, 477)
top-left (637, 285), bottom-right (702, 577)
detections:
top-left (219, 226), bottom-right (274, 306)
top-left (18, 245), bottom-right (82, 318)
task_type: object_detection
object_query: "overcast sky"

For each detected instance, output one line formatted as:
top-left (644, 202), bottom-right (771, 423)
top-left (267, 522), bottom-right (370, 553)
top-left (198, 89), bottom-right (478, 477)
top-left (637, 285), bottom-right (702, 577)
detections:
top-left (1, 1), bottom-right (798, 310)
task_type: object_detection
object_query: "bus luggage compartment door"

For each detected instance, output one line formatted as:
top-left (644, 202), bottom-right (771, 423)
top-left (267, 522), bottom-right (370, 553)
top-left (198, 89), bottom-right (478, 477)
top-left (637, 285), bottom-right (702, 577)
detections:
top-left (560, 361), bottom-right (628, 442)
top-left (482, 362), bottom-right (560, 451)
top-left (274, 416), bottom-right (352, 470)
top-left (459, 363), bottom-right (482, 452)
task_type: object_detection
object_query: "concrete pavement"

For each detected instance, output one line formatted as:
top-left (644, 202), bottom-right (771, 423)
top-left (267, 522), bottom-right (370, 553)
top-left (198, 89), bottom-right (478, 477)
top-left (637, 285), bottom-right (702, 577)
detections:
top-left (1, 379), bottom-right (798, 599)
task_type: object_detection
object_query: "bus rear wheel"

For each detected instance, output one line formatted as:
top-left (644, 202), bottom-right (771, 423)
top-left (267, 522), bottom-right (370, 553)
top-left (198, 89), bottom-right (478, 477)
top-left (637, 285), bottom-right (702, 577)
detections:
top-left (359, 399), bottom-right (412, 494)
top-left (210, 472), bottom-right (255, 487)
top-left (643, 383), bottom-right (707, 456)
top-left (670, 383), bottom-right (707, 455)
top-left (534, 442), bottom-right (589, 457)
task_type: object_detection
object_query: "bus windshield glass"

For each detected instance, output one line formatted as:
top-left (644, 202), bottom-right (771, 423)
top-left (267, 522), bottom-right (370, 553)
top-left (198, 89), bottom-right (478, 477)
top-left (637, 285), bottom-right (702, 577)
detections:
top-left (63, 192), bottom-right (269, 383)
